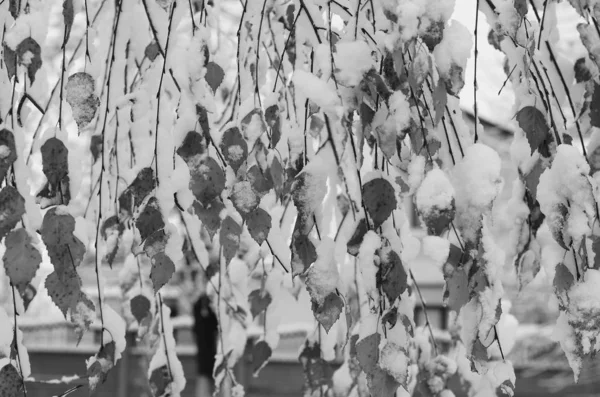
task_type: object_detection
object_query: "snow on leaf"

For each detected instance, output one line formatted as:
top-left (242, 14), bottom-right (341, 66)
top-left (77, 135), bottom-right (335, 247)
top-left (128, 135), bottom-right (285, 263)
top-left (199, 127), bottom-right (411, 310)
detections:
top-left (16, 38), bottom-right (42, 84)
top-left (192, 199), bottom-right (224, 241)
top-left (63, 0), bottom-right (74, 45)
top-left (246, 207), bottom-right (271, 246)
top-left (377, 247), bottom-right (407, 303)
top-left (0, 129), bottom-right (17, 183)
top-left (590, 83), bottom-right (600, 128)
top-left (356, 333), bottom-right (380, 375)
top-left (0, 186), bottom-right (25, 240)
top-left (553, 262), bottom-right (574, 295)
top-left (149, 365), bottom-right (172, 397)
top-left (265, 105), bottom-right (281, 148)
top-left (190, 156), bottom-right (225, 205)
top-left (87, 341), bottom-right (116, 392)
top-left (312, 292), bottom-right (344, 333)
top-left (248, 289), bottom-right (271, 318)
top-left (220, 216), bottom-right (242, 266)
top-left (3, 229), bottom-right (41, 293)
top-left (65, 72), bottom-right (100, 128)
top-left (176, 131), bottom-right (207, 164)
top-left (362, 178), bottom-right (397, 229)
top-left (136, 198), bottom-right (165, 242)
top-left (205, 62), bottom-right (224, 93)
top-left (0, 363), bottom-right (22, 397)
top-left (251, 340), bottom-right (272, 377)
top-left (516, 107), bottom-right (549, 154)
top-left (230, 181), bottom-right (259, 215)
top-left (119, 168), bottom-right (155, 215)
top-left (150, 252), bottom-right (175, 293)
top-left (347, 218), bottom-right (369, 256)
top-left (220, 127), bottom-right (248, 173)
top-left (130, 294), bottom-right (152, 324)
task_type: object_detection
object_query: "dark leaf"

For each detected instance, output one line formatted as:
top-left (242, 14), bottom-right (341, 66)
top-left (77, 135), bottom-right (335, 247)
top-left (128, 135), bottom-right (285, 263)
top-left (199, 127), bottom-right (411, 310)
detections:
top-left (516, 106), bottom-right (549, 154)
top-left (220, 216), bottom-right (242, 266)
top-left (0, 363), bottom-right (22, 397)
top-left (145, 42), bottom-right (161, 62)
top-left (119, 167), bottom-right (155, 215)
top-left (150, 252), bottom-right (175, 293)
top-left (249, 289), bottom-right (271, 318)
top-left (378, 248), bottom-right (407, 303)
top-left (219, 127), bottom-right (248, 173)
top-left (205, 62), bottom-right (224, 93)
top-left (192, 199), bottom-right (224, 241)
top-left (63, 0), bottom-right (74, 45)
top-left (251, 340), bottom-right (272, 376)
top-left (246, 207), bottom-right (271, 246)
top-left (16, 38), bottom-right (42, 83)
top-left (0, 129), bottom-right (17, 183)
top-left (356, 333), bottom-right (380, 375)
top-left (3, 228), bottom-right (41, 292)
top-left (554, 262), bottom-right (575, 294)
top-left (0, 186), bottom-right (25, 240)
top-left (362, 178), bottom-right (397, 229)
top-left (136, 198), bottom-right (165, 242)
top-left (312, 292), bottom-right (344, 333)
top-left (130, 294), bottom-right (152, 324)
top-left (149, 365), bottom-right (172, 397)
top-left (230, 181), bottom-right (259, 215)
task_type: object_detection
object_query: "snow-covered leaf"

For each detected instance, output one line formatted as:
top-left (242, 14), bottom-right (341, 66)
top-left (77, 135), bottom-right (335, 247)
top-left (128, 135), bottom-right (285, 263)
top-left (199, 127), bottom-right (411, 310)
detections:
top-left (377, 247), bottom-right (407, 303)
top-left (0, 363), bottom-right (22, 397)
top-left (220, 216), bottom-right (241, 266)
top-left (150, 252), bottom-right (175, 293)
top-left (205, 62), bottom-right (224, 93)
top-left (0, 186), bottom-right (25, 240)
top-left (136, 198), bottom-right (165, 242)
top-left (516, 107), bottom-right (549, 154)
top-left (3, 228), bottom-right (41, 292)
top-left (248, 289), bottom-right (271, 318)
top-left (362, 178), bottom-right (397, 229)
top-left (312, 292), bottom-right (343, 333)
top-left (63, 0), bottom-right (74, 45)
top-left (251, 340), bottom-right (272, 376)
top-left (246, 207), bottom-right (271, 246)
top-left (119, 168), bottom-right (155, 215)
top-left (130, 294), bottom-right (151, 324)
top-left (220, 127), bottom-right (248, 173)
top-left (356, 333), bottom-right (380, 375)
top-left (230, 181), bottom-right (259, 215)
top-left (65, 72), bottom-right (100, 128)
top-left (192, 199), bottom-right (223, 241)
top-left (0, 129), bottom-right (17, 183)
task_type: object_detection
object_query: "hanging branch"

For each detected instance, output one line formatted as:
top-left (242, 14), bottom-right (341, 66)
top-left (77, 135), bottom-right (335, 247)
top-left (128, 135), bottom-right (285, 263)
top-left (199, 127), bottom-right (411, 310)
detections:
top-left (153, 0), bottom-right (177, 185)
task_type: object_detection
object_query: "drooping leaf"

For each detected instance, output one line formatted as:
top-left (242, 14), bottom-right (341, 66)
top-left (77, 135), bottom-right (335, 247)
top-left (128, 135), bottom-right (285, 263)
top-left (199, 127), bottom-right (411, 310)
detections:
top-left (377, 248), bottom-right (408, 303)
top-left (220, 216), bottom-right (242, 266)
top-left (3, 229), bottom-right (41, 292)
top-left (251, 340), bottom-right (272, 376)
top-left (192, 199), bottom-right (224, 241)
top-left (189, 156), bottom-right (226, 205)
top-left (249, 289), bottom-right (272, 318)
top-left (0, 186), bottom-right (25, 240)
top-left (136, 198), bottom-right (165, 242)
top-left (150, 252), bottom-right (175, 293)
top-left (516, 106), bottom-right (549, 154)
top-left (362, 178), bottom-right (397, 229)
top-left (62, 0), bottom-right (74, 45)
top-left (205, 62), bottom-right (224, 93)
top-left (0, 129), bottom-right (17, 183)
top-left (265, 104), bottom-right (281, 148)
top-left (219, 127), bottom-right (248, 173)
top-left (0, 363), bottom-right (22, 397)
top-left (356, 333), bottom-right (381, 375)
top-left (65, 72), bottom-right (100, 128)
top-left (246, 207), bottom-right (271, 246)
top-left (312, 292), bottom-right (344, 333)
top-left (149, 365), bottom-right (172, 397)
top-left (130, 294), bottom-right (152, 324)
top-left (16, 37), bottom-right (43, 83)
top-left (118, 167), bottom-right (155, 215)
top-left (230, 181), bottom-right (259, 215)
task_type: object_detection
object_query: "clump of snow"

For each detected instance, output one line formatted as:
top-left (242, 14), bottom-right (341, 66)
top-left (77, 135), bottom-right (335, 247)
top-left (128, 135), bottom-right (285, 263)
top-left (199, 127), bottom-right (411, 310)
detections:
top-left (421, 236), bottom-right (450, 269)
top-left (305, 237), bottom-right (339, 305)
top-left (334, 40), bottom-right (375, 86)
